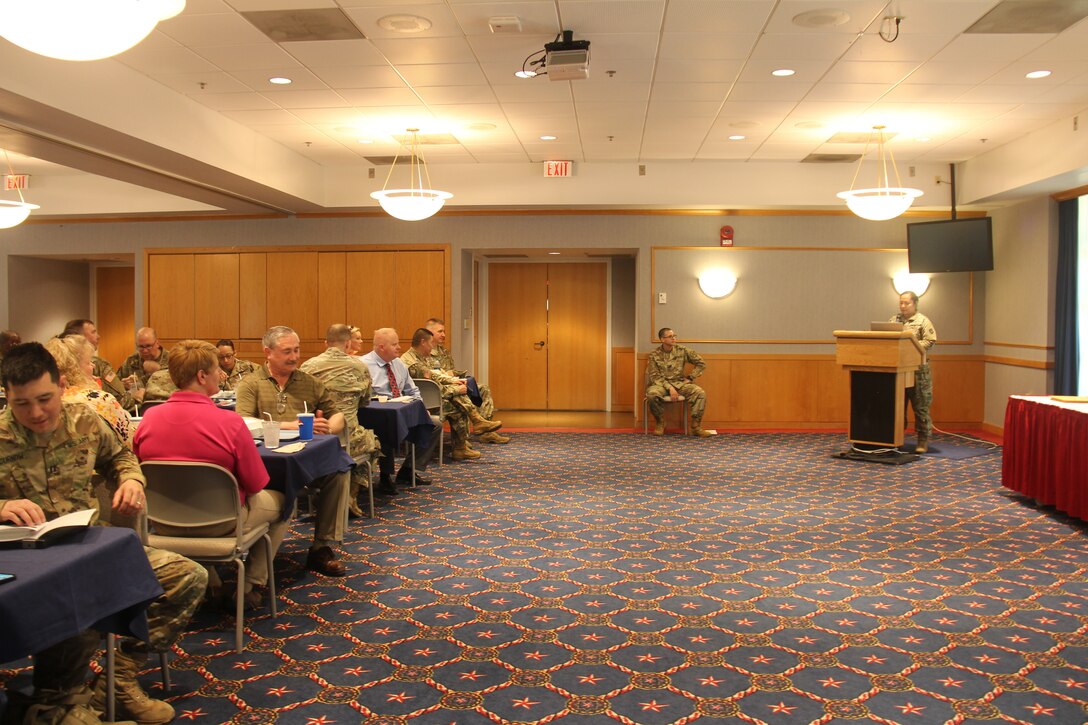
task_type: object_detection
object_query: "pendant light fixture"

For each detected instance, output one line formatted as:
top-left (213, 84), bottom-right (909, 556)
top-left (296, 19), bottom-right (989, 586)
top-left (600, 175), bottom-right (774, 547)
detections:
top-left (0, 151), bottom-right (39, 229)
top-left (0, 0), bottom-right (185, 62)
top-left (370, 129), bottom-right (452, 222)
top-left (837, 125), bottom-right (923, 221)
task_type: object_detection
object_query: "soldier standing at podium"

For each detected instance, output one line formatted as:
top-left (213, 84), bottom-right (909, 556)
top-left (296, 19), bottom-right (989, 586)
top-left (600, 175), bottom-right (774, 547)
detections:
top-left (892, 291), bottom-right (936, 453)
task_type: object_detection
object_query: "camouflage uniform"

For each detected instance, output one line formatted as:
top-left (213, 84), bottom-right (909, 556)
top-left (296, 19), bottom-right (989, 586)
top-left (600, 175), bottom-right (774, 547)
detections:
top-left (142, 369), bottom-right (177, 402)
top-left (646, 344), bottom-right (708, 424)
top-left (92, 355), bottom-right (129, 408)
top-left (892, 310), bottom-right (937, 441)
top-left (235, 366), bottom-right (350, 543)
top-left (402, 347), bottom-right (471, 450)
top-left (427, 344), bottom-right (495, 420)
top-left (117, 347), bottom-right (170, 387)
top-left (299, 348), bottom-right (381, 516)
top-left (220, 358), bottom-right (259, 391)
top-left (0, 402), bottom-right (207, 720)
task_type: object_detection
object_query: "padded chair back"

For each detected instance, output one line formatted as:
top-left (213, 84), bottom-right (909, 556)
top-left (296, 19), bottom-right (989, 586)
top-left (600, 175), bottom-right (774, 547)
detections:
top-left (414, 377), bottom-right (442, 413)
top-left (138, 400), bottom-right (167, 416)
top-left (143, 461), bottom-right (240, 534)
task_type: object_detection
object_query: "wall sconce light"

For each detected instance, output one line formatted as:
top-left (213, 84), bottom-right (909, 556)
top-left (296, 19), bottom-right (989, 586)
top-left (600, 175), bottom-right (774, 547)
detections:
top-left (892, 271), bottom-right (930, 297)
top-left (698, 270), bottom-right (737, 299)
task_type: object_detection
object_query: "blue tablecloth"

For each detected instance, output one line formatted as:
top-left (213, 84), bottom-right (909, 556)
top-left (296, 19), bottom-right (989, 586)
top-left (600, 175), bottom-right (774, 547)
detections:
top-left (259, 433), bottom-right (354, 519)
top-left (0, 526), bottom-right (162, 664)
top-left (358, 399), bottom-right (435, 450)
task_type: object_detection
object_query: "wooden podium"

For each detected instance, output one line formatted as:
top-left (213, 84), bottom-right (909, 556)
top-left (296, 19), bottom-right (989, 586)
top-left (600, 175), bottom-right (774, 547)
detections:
top-left (833, 330), bottom-right (926, 447)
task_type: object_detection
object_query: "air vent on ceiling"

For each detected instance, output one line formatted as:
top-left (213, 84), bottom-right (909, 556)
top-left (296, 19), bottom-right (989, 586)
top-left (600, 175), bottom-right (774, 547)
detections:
top-left (801, 153), bottom-right (863, 164)
top-left (363, 156), bottom-right (399, 165)
top-left (242, 8), bottom-right (365, 43)
top-left (965, 0), bottom-right (1088, 33)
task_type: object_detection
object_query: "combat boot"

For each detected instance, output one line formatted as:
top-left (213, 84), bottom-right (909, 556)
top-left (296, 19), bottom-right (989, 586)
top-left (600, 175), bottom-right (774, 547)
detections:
top-left (479, 431), bottom-right (510, 444)
top-left (347, 480), bottom-right (364, 518)
top-left (690, 420), bottom-right (715, 438)
top-left (452, 444), bottom-right (482, 460)
top-left (652, 418), bottom-right (665, 436)
top-left (915, 433), bottom-right (929, 454)
top-left (16, 686), bottom-right (138, 725)
top-left (91, 650), bottom-right (174, 725)
top-left (469, 410), bottom-right (503, 434)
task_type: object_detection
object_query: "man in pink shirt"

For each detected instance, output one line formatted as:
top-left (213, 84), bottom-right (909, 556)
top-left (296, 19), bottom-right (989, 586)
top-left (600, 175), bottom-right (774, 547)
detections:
top-left (133, 339), bottom-right (286, 609)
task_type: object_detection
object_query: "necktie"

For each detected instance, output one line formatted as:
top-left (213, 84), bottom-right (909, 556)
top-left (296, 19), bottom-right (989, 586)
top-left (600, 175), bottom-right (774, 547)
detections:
top-left (385, 363), bottom-right (401, 397)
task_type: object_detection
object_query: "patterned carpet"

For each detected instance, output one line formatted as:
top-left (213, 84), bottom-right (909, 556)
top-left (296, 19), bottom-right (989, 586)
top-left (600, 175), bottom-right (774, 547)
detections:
top-left (6, 431), bottom-right (1088, 724)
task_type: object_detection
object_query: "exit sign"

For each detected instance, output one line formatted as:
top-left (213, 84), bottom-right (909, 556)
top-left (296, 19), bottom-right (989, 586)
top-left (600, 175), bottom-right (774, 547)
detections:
top-left (3, 174), bottom-right (29, 191)
top-left (544, 160), bottom-right (573, 177)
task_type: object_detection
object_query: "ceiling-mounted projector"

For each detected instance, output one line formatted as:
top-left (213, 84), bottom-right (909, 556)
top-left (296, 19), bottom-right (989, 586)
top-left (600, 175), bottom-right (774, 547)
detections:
top-left (544, 30), bottom-right (590, 81)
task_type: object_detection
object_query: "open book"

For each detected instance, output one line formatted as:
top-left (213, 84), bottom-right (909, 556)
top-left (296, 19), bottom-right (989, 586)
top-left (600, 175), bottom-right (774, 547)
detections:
top-left (0, 508), bottom-right (95, 545)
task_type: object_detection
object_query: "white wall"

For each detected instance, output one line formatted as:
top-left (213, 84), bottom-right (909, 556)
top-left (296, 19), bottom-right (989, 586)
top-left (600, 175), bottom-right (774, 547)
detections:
top-left (984, 196), bottom-right (1058, 427)
top-left (7, 256), bottom-right (91, 343)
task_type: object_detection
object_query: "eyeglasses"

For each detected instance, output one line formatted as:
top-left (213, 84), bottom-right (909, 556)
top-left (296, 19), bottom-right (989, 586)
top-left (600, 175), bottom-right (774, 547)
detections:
top-left (136, 342), bottom-right (157, 350)
top-left (276, 390), bottom-right (288, 414)
top-left (217, 353), bottom-right (235, 360)
top-left (662, 334), bottom-right (677, 339)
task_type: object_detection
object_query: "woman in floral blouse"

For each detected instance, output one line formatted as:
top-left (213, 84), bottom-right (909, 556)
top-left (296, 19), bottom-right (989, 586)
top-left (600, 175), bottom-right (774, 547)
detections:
top-left (45, 335), bottom-right (133, 445)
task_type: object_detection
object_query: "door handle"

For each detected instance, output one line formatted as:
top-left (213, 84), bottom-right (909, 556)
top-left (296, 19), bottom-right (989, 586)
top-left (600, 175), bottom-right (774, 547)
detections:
top-left (533, 340), bottom-right (545, 350)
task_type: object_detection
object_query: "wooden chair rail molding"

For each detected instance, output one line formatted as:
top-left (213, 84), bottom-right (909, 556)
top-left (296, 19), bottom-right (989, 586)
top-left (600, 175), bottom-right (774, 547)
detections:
top-left (631, 353), bottom-right (984, 428)
top-left (143, 246), bottom-right (450, 345)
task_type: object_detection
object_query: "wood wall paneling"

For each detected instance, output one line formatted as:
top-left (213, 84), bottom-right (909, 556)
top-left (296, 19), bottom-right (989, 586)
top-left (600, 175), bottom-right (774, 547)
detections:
top-left (815, 360), bottom-right (851, 423)
top-left (728, 359), bottom-right (817, 422)
top-left (148, 254), bottom-right (194, 339)
top-left (265, 252), bottom-right (319, 340)
top-left (239, 253), bottom-right (267, 340)
top-left (95, 266), bottom-right (135, 369)
top-left (193, 254), bottom-right (239, 340)
top-left (317, 252), bottom-right (347, 335)
top-left (345, 251), bottom-right (396, 339)
top-left (611, 347), bottom-right (634, 411)
top-left (394, 251), bottom-right (445, 337)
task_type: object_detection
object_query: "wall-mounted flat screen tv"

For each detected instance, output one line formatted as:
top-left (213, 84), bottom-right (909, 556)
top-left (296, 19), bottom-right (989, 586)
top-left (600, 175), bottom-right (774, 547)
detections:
top-left (907, 217), bottom-right (993, 273)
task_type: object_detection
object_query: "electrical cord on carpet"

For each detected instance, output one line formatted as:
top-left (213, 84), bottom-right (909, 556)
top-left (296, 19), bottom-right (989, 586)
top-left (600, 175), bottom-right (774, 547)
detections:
top-left (930, 424), bottom-right (1001, 451)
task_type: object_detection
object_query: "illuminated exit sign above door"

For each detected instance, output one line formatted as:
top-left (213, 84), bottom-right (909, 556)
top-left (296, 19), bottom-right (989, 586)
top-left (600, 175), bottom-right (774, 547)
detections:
top-left (543, 160), bottom-right (573, 177)
top-left (3, 174), bottom-right (29, 191)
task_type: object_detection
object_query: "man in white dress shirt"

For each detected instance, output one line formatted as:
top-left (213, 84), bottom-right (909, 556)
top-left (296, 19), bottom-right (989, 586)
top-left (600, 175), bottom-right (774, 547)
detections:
top-left (360, 328), bottom-right (440, 494)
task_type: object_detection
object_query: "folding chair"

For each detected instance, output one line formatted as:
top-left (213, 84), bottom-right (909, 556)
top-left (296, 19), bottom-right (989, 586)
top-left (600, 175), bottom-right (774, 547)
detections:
top-left (413, 378), bottom-right (445, 465)
top-left (141, 461), bottom-right (277, 652)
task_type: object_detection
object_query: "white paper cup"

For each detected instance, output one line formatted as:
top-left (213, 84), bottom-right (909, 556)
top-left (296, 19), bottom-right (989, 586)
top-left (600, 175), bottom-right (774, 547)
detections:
top-left (377, 395), bottom-right (389, 403)
top-left (262, 420), bottom-right (281, 448)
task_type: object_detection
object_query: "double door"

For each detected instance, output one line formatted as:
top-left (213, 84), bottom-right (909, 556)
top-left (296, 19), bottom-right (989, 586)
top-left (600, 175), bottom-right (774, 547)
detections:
top-left (488, 262), bottom-right (607, 410)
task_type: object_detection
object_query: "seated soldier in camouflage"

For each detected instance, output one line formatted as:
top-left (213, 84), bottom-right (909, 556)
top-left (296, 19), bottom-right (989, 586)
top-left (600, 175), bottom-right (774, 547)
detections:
top-left (425, 317), bottom-right (509, 444)
top-left (215, 339), bottom-right (259, 391)
top-left (299, 324), bottom-right (381, 517)
top-left (0, 343), bottom-right (207, 725)
top-left (401, 327), bottom-right (502, 461)
top-left (646, 327), bottom-right (714, 438)
top-left (142, 368), bottom-right (178, 402)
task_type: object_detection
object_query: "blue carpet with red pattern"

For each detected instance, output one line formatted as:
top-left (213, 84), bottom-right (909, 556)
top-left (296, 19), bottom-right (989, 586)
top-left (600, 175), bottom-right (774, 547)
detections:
top-left (5, 431), bottom-right (1088, 724)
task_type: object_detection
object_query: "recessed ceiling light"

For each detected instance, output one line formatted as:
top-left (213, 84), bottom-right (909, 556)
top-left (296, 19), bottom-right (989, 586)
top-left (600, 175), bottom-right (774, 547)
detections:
top-left (772, 69), bottom-right (795, 77)
top-left (548, 251), bottom-right (561, 255)
top-left (515, 70), bottom-right (537, 79)
top-left (1025, 70), bottom-right (1051, 79)
top-left (540, 135), bottom-right (557, 141)
top-left (377, 14), bottom-right (432, 34)
top-left (269, 76), bottom-right (292, 85)
top-left (728, 135), bottom-right (746, 141)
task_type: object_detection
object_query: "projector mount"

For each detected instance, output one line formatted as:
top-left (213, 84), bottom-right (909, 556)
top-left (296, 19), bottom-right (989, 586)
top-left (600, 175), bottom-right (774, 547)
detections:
top-left (518, 30), bottom-right (591, 81)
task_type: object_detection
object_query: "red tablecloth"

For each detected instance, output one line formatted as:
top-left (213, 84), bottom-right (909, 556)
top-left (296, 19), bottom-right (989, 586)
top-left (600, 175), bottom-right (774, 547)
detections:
top-left (1003, 395), bottom-right (1088, 520)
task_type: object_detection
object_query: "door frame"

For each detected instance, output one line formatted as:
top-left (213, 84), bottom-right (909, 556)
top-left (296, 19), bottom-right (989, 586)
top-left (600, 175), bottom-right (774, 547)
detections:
top-left (477, 257), bottom-right (613, 411)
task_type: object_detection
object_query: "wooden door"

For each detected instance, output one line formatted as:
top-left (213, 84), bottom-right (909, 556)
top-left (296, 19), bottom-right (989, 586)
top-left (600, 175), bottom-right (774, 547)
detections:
top-left (95, 266), bottom-right (135, 369)
top-left (548, 263), bottom-right (607, 409)
top-left (488, 264), bottom-right (549, 408)
top-left (488, 262), bottom-right (607, 410)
